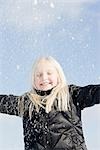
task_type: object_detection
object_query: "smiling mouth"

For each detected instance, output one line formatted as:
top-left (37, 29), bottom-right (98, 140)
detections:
top-left (40, 82), bottom-right (51, 86)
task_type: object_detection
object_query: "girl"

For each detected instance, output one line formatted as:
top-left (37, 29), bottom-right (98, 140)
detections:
top-left (0, 56), bottom-right (100, 150)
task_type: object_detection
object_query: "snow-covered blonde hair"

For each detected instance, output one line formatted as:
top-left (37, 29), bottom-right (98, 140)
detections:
top-left (26, 56), bottom-right (70, 116)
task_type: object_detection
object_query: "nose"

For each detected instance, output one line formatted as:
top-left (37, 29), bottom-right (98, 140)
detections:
top-left (41, 73), bottom-right (48, 80)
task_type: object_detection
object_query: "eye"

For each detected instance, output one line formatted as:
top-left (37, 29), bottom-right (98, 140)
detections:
top-left (36, 73), bottom-right (42, 77)
top-left (47, 71), bottom-right (52, 75)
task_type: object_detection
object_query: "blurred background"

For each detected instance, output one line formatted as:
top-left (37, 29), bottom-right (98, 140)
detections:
top-left (0, 0), bottom-right (100, 149)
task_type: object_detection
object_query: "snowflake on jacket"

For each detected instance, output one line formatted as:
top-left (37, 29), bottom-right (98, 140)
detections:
top-left (0, 84), bottom-right (100, 150)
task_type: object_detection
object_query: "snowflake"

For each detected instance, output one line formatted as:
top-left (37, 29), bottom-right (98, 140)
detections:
top-left (47, 33), bottom-right (51, 37)
top-left (50, 2), bottom-right (55, 8)
top-left (57, 16), bottom-right (62, 20)
top-left (34, 16), bottom-right (38, 21)
top-left (91, 64), bottom-right (94, 69)
top-left (34, 39), bottom-right (38, 43)
top-left (33, 0), bottom-right (38, 5)
top-left (80, 18), bottom-right (83, 22)
top-left (71, 36), bottom-right (75, 40)
top-left (62, 28), bottom-right (66, 32)
top-left (16, 65), bottom-right (20, 70)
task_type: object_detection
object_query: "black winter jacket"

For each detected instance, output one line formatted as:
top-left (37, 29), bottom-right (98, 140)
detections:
top-left (0, 84), bottom-right (100, 150)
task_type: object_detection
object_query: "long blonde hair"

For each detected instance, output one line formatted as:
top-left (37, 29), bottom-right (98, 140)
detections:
top-left (18, 56), bottom-right (70, 119)
top-left (18, 56), bottom-right (70, 118)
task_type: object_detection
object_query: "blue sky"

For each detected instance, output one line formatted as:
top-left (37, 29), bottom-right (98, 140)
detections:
top-left (0, 0), bottom-right (100, 150)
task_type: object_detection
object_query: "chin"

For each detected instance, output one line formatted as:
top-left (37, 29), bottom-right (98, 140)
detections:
top-left (41, 86), bottom-right (52, 91)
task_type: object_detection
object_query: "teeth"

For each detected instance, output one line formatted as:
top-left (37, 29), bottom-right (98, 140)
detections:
top-left (41, 81), bottom-right (50, 85)
top-left (42, 81), bottom-right (49, 83)
top-left (42, 83), bottom-right (49, 85)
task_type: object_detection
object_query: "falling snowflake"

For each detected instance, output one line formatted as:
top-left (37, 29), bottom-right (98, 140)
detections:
top-left (34, 16), bottom-right (39, 21)
top-left (62, 28), bottom-right (66, 32)
top-left (50, 2), bottom-right (55, 8)
top-left (47, 33), bottom-right (51, 37)
top-left (80, 18), bottom-right (83, 22)
top-left (85, 44), bottom-right (89, 48)
top-left (71, 36), bottom-right (75, 40)
top-left (34, 39), bottom-right (38, 44)
top-left (91, 64), bottom-right (94, 69)
top-left (16, 65), bottom-right (20, 70)
top-left (57, 16), bottom-right (62, 20)
top-left (33, 0), bottom-right (38, 5)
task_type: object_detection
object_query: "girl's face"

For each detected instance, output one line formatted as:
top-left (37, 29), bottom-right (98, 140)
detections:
top-left (34, 60), bottom-right (59, 91)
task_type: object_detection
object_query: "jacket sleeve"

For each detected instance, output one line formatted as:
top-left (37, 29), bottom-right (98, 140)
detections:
top-left (70, 84), bottom-right (100, 110)
top-left (0, 94), bottom-right (21, 116)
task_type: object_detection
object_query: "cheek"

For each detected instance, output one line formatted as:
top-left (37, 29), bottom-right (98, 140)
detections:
top-left (34, 78), bottom-right (40, 87)
top-left (52, 76), bottom-right (58, 85)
